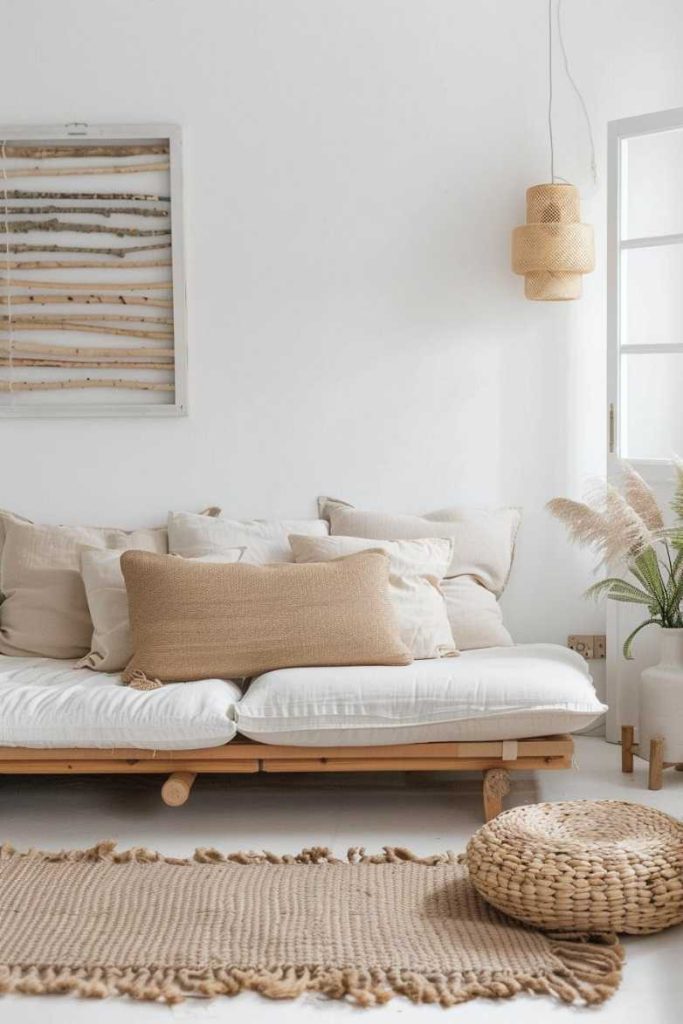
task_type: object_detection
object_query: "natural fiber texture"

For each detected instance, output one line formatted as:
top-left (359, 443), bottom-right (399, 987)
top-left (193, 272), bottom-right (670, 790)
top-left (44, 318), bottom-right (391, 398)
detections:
top-left (467, 800), bottom-right (683, 936)
top-left (0, 841), bottom-right (623, 1007)
top-left (511, 183), bottom-right (595, 302)
top-left (121, 548), bottom-right (412, 683)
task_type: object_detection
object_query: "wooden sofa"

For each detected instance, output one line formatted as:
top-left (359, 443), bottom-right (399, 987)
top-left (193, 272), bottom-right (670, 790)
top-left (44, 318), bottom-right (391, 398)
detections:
top-left (0, 734), bottom-right (574, 821)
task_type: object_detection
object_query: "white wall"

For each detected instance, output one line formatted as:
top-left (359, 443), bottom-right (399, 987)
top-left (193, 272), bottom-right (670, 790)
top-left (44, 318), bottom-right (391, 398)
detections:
top-left (2, 0), bottom-right (683, 655)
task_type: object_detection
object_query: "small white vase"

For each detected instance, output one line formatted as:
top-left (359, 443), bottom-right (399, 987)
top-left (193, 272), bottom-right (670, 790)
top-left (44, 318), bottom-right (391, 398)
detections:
top-left (638, 628), bottom-right (683, 764)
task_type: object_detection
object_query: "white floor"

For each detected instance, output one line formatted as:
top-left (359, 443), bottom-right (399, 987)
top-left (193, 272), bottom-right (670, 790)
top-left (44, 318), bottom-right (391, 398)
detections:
top-left (0, 735), bottom-right (681, 1024)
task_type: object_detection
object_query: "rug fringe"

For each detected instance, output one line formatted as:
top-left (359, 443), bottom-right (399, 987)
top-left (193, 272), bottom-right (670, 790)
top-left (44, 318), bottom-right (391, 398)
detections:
top-left (0, 840), bottom-right (463, 867)
top-left (0, 951), bottom-right (623, 1006)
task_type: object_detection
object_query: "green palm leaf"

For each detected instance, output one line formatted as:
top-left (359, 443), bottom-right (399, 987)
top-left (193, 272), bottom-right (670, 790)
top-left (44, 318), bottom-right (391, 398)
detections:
top-left (623, 618), bottom-right (660, 660)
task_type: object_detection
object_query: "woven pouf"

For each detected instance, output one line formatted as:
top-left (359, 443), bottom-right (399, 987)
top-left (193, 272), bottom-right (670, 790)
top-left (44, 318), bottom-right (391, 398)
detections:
top-left (466, 800), bottom-right (683, 935)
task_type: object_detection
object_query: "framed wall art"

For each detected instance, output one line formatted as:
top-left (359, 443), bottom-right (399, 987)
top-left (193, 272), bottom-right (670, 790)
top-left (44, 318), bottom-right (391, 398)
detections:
top-left (0, 123), bottom-right (187, 417)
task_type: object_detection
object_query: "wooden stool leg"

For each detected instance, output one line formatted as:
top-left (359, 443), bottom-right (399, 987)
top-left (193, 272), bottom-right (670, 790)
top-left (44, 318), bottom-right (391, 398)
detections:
top-left (621, 725), bottom-right (635, 773)
top-left (482, 768), bottom-right (510, 822)
top-left (648, 739), bottom-right (664, 790)
top-left (161, 771), bottom-right (197, 807)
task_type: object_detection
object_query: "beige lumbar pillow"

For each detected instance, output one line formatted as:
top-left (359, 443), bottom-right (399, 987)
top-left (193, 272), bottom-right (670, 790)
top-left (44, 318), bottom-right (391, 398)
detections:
top-left (121, 549), bottom-right (412, 683)
top-left (78, 548), bottom-right (245, 673)
top-left (168, 510), bottom-right (328, 563)
top-left (318, 497), bottom-right (519, 651)
top-left (0, 512), bottom-right (167, 659)
top-left (289, 534), bottom-right (457, 660)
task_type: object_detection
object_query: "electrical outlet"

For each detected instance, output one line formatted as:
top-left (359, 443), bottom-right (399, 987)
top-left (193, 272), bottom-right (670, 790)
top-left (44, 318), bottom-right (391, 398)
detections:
top-left (568, 635), bottom-right (594, 660)
top-left (567, 635), bottom-right (606, 660)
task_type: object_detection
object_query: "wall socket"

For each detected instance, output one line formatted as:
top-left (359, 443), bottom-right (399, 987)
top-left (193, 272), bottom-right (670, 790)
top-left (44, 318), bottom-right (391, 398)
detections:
top-left (567, 635), bottom-right (606, 660)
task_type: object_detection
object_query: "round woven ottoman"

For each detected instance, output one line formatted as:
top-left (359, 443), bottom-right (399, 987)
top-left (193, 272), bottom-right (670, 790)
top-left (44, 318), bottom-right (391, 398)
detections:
top-left (466, 800), bottom-right (683, 935)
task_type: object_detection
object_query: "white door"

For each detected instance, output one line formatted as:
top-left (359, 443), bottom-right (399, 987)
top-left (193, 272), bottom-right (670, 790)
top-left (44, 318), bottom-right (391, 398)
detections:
top-left (606, 109), bottom-right (683, 741)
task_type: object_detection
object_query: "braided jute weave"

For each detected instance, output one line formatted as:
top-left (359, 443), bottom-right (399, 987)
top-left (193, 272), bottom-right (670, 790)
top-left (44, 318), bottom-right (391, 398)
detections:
top-left (0, 840), bottom-right (623, 1007)
top-left (467, 801), bottom-right (683, 936)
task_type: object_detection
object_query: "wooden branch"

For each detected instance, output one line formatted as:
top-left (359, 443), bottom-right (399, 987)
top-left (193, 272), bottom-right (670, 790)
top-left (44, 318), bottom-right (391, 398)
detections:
top-left (1, 358), bottom-right (173, 370)
top-left (0, 220), bottom-right (171, 237)
top-left (3, 243), bottom-right (172, 256)
top-left (3, 205), bottom-right (169, 218)
top-left (0, 378), bottom-right (174, 392)
top-left (0, 144), bottom-right (168, 159)
top-left (2, 278), bottom-right (171, 291)
top-left (2, 190), bottom-right (170, 202)
top-left (0, 260), bottom-right (172, 270)
top-left (0, 323), bottom-right (173, 340)
top-left (0, 161), bottom-right (170, 179)
top-left (0, 341), bottom-right (174, 358)
top-left (1, 314), bottom-right (173, 324)
top-left (0, 294), bottom-right (172, 307)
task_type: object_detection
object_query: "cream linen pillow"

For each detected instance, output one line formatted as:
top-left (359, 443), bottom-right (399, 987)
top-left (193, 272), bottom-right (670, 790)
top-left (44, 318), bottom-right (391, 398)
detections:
top-left (0, 513), bottom-right (167, 659)
top-left (121, 549), bottom-right (412, 683)
top-left (289, 534), bottom-right (457, 660)
top-left (78, 548), bottom-right (246, 673)
top-left (317, 497), bottom-right (519, 650)
top-left (168, 510), bottom-right (328, 563)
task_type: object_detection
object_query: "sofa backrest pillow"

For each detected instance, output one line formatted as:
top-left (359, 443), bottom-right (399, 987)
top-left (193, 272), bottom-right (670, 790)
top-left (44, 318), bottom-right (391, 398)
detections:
top-left (289, 534), bottom-right (457, 660)
top-left (121, 549), bottom-right (412, 683)
top-left (0, 512), bottom-right (168, 659)
top-left (168, 510), bottom-right (328, 564)
top-left (317, 497), bottom-right (519, 651)
top-left (79, 548), bottom-right (245, 674)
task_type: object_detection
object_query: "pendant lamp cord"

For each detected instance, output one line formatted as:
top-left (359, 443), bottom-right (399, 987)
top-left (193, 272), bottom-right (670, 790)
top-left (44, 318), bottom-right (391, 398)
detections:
top-left (547, 0), bottom-right (598, 186)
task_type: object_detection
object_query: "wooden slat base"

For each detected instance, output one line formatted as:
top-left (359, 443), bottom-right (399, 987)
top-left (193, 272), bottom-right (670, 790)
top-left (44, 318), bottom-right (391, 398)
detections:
top-left (0, 734), bottom-right (574, 822)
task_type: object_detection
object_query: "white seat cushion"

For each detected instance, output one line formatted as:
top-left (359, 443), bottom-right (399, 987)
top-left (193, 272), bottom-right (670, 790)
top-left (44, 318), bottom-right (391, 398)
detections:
top-left (0, 657), bottom-right (241, 750)
top-left (236, 644), bottom-right (607, 746)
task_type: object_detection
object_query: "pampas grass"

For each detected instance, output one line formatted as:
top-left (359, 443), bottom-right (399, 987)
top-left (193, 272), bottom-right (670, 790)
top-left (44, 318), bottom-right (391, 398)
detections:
top-left (548, 458), bottom-right (683, 658)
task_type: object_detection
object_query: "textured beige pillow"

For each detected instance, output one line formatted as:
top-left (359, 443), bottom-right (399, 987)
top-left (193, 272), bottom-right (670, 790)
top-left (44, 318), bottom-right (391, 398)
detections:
top-left (289, 534), bottom-right (457, 660)
top-left (318, 497), bottom-right (520, 594)
top-left (78, 548), bottom-right (245, 673)
top-left (0, 513), bottom-right (167, 659)
top-left (168, 510), bottom-right (328, 563)
top-left (121, 549), bottom-right (412, 683)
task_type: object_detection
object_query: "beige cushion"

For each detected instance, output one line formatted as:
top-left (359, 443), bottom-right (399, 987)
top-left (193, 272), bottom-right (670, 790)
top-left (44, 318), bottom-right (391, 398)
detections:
top-left (78, 548), bottom-right (245, 673)
top-left (121, 549), bottom-right (412, 683)
top-left (0, 513), bottom-right (167, 659)
top-left (168, 510), bottom-right (328, 563)
top-left (440, 576), bottom-right (513, 650)
top-left (289, 534), bottom-right (457, 660)
top-left (318, 497), bottom-right (520, 595)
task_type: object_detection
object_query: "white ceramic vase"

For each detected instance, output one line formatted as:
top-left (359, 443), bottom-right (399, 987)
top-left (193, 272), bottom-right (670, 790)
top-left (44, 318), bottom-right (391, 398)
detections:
top-left (638, 627), bottom-right (683, 764)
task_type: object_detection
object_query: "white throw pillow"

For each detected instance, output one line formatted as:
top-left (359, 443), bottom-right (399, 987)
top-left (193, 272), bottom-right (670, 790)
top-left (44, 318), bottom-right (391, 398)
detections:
top-left (318, 497), bottom-right (520, 594)
top-left (317, 497), bottom-right (519, 650)
top-left (78, 548), bottom-right (245, 673)
top-left (289, 534), bottom-right (457, 660)
top-left (168, 510), bottom-right (329, 563)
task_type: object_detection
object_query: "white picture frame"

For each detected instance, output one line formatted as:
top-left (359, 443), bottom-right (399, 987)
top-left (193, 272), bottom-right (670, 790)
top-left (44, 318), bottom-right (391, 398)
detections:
top-left (0, 122), bottom-right (187, 418)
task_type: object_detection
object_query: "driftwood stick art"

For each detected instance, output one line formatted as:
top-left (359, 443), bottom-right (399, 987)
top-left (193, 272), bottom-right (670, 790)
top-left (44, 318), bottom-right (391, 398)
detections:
top-left (1, 362), bottom-right (176, 374)
top-left (0, 220), bottom-right (171, 237)
top-left (1, 314), bottom-right (173, 325)
top-left (0, 144), bottom-right (168, 159)
top-left (2, 278), bottom-right (171, 291)
top-left (3, 206), bottom-right (169, 218)
top-left (0, 294), bottom-right (173, 307)
top-left (0, 161), bottom-right (170, 179)
top-left (2, 243), bottom-right (172, 256)
top-left (0, 341), bottom-right (174, 358)
top-left (0, 323), bottom-right (173, 340)
top-left (1, 191), bottom-right (170, 202)
top-left (0, 260), bottom-right (172, 270)
top-left (0, 379), bottom-right (174, 392)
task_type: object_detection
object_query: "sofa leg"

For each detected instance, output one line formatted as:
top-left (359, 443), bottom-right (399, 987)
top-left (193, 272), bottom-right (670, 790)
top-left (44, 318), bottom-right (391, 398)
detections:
top-left (161, 771), bottom-right (197, 807)
top-left (482, 768), bottom-right (510, 821)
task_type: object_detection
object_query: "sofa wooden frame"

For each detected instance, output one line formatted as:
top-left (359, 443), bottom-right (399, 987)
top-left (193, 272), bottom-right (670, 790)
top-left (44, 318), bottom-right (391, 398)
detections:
top-left (0, 734), bottom-right (573, 821)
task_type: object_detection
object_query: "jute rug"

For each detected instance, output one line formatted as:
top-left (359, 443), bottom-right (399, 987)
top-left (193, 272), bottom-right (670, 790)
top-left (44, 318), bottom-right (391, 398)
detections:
top-left (0, 841), bottom-right (623, 1007)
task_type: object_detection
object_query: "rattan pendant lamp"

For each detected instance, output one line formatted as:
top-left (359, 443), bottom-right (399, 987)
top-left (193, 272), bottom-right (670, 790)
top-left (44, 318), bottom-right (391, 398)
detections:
top-left (512, 0), bottom-right (595, 300)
